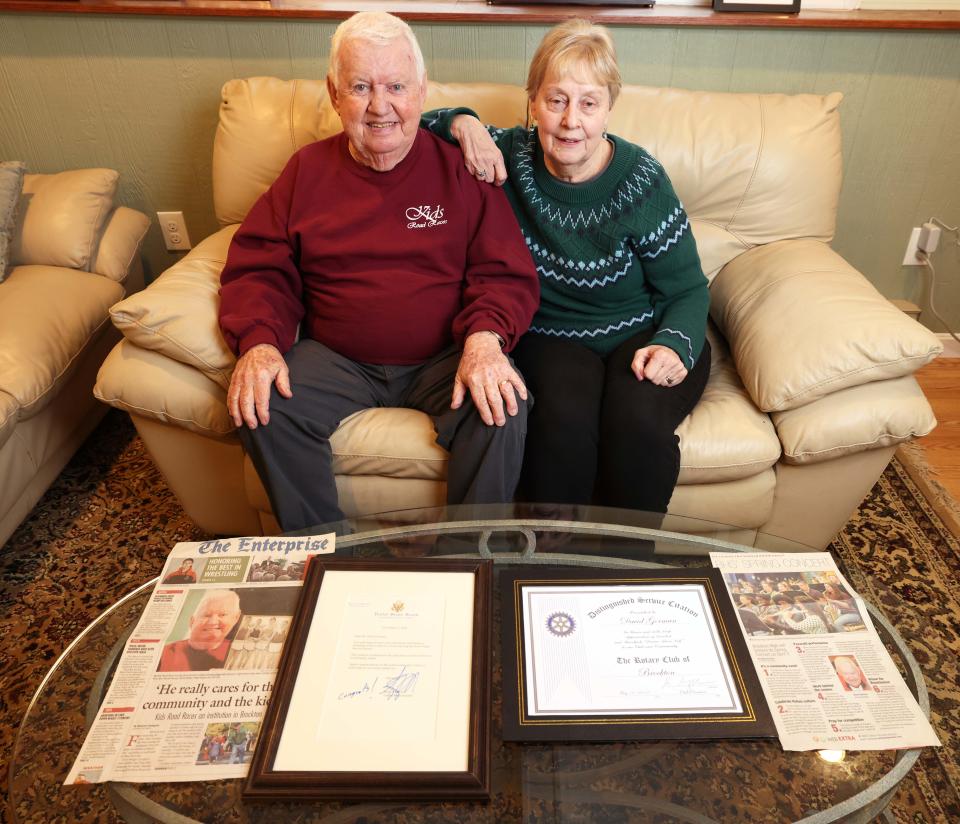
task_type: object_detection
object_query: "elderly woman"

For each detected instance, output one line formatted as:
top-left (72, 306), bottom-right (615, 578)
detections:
top-left (424, 20), bottom-right (710, 511)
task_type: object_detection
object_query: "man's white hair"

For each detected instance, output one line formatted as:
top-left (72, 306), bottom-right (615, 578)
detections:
top-left (328, 12), bottom-right (426, 87)
top-left (196, 589), bottom-right (241, 613)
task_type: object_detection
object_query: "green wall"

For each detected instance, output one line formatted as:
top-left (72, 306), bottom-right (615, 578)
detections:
top-left (2, 14), bottom-right (958, 332)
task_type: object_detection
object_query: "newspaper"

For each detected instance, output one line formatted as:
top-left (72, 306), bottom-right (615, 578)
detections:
top-left (710, 551), bottom-right (940, 751)
top-left (65, 534), bottom-right (335, 784)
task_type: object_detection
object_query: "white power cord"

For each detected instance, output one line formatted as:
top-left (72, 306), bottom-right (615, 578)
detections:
top-left (918, 216), bottom-right (960, 347)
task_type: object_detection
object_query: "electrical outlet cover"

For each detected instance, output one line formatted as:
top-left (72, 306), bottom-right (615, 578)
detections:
top-left (157, 211), bottom-right (192, 251)
top-left (902, 227), bottom-right (924, 266)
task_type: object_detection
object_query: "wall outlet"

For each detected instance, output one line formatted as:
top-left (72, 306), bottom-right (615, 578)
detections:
top-left (902, 227), bottom-right (924, 266)
top-left (157, 211), bottom-right (192, 251)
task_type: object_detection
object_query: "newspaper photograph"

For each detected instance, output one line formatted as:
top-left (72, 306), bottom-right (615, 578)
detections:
top-left (710, 551), bottom-right (940, 751)
top-left (65, 534), bottom-right (334, 784)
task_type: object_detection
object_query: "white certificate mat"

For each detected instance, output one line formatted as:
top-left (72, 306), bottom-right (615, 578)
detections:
top-left (522, 584), bottom-right (743, 716)
top-left (274, 569), bottom-right (475, 772)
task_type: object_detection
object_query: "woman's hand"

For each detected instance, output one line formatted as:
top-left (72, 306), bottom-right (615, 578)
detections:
top-left (451, 115), bottom-right (507, 186)
top-left (631, 345), bottom-right (688, 387)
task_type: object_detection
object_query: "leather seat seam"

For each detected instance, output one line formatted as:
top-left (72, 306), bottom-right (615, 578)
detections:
top-left (782, 424), bottom-right (938, 460)
top-left (108, 316), bottom-right (231, 384)
top-left (768, 353), bottom-right (940, 410)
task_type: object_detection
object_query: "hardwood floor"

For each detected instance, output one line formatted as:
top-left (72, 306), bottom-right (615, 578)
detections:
top-left (913, 356), bottom-right (960, 504)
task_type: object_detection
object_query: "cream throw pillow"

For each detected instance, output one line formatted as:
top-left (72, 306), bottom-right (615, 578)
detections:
top-left (0, 161), bottom-right (25, 283)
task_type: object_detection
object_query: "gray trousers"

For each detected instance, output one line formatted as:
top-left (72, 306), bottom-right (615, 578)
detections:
top-left (238, 340), bottom-right (530, 531)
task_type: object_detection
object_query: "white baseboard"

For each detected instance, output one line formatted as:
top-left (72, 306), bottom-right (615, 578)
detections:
top-left (937, 333), bottom-right (960, 358)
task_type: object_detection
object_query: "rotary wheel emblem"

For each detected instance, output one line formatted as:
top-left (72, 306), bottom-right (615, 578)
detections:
top-left (546, 612), bottom-right (576, 637)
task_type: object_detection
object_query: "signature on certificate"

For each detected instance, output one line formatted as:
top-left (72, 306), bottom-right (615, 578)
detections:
top-left (619, 675), bottom-right (719, 700)
top-left (337, 666), bottom-right (421, 702)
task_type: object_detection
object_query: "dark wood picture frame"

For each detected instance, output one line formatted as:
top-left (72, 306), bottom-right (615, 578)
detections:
top-left (500, 566), bottom-right (775, 742)
top-left (713, 0), bottom-right (800, 13)
top-left (244, 557), bottom-right (492, 801)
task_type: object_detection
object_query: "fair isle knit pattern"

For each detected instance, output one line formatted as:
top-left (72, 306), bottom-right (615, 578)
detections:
top-left (422, 113), bottom-right (710, 363)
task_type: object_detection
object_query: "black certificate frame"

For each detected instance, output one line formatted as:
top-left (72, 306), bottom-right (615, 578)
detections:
top-left (501, 566), bottom-right (774, 742)
top-left (244, 558), bottom-right (492, 801)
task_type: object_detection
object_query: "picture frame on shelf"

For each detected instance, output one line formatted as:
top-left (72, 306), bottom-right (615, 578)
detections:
top-left (713, 0), bottom-right (801, 12)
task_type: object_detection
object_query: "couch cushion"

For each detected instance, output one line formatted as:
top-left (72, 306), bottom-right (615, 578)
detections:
top-left (109, 226), bottom-right (239, 389)
top-left (0, 390), bottom-right (18, 451)
top-left (772, 375), bottom-right (937, 465)
top-left (90, 206), bottom-right (151, 283)
top-left (331, 408), bottom-right (448, 481)
top-left (677, 325), bottom-right (781, 484)
top-left (0, 161), bottom-right (25, 283)
top-left (213, 77), bottom-right (530, 226)
top-left (711, 238), bottom-right (942, 412)
top-left (608, 86), bottom-right (842, 279)
top-left (12, 169), bottom-right (118, 271)
top-left (670, 469), bottom-right (776, 530)
top-left (0, 265), bottom-right (123, 418)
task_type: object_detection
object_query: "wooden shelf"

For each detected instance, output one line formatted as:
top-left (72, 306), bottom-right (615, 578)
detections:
top-left (2, 0), bottom-right (960, 30)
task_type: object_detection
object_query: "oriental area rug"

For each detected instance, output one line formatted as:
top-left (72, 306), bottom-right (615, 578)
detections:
top-left (1, 410), bottom-right (959, 823)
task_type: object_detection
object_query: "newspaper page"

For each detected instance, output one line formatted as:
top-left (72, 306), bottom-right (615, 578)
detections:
top-left (65, 534), bottom-right (335, 784)
top-left (710, 551), bottom-right (939, 752)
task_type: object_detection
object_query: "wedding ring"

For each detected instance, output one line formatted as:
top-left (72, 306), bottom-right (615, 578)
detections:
top-left (666, 376), bottom-right (674, 385)
top-left (477, 170), bottom-right (487, 178)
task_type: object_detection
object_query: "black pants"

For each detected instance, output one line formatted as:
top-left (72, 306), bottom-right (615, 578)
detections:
top-left (512, 330), bottom-right (711, 513)
top-left (239, 340), bottom-right (530, 531)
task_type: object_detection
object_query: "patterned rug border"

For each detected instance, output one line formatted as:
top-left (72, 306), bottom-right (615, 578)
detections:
top-left (896, 441), bottom-right (960, 540)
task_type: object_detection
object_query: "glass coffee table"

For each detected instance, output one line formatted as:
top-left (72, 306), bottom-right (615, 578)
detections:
top-left (9, 504), bottom-right (928, 823)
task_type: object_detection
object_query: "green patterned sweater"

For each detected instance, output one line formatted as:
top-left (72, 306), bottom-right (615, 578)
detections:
top-left (422, 110), bottom-right (709, 365)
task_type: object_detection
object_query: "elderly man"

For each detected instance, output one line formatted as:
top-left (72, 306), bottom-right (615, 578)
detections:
top-left (218, 12), bottom-right (538, 530)
top-left (157, 590), bottom-right (242, 673)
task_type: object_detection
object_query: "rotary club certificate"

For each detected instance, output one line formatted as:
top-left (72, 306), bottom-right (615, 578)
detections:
top-left (522, 583), bottom-right (743, 716)
top-left (502, 569), bottom-right (772, 741)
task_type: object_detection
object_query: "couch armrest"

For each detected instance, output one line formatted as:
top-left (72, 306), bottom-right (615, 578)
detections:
top-left (90, 206), bottom-right (151, 284)
top-left (771, 375), bottom-right (936, 465)
top-left (710, 238), bottom-right (942, 413)
top-left (95, 340), bottom-right (234, 438)
top-left (108, 225), bottom-right (239, 390)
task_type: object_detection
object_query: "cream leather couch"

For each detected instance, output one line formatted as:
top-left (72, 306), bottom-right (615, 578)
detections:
top-left (1, 169), bottom-right (149, 547)
top-left (94, 78), bottom-right (941, 550)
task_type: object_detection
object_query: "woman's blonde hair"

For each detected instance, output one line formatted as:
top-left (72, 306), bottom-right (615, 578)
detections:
top-left (526, 20), bottom-right (622, 107)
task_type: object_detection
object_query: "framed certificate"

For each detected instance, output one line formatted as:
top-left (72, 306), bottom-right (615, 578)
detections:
top-left (244, 558), bottom-right (491, 800)
top-left (501, 567), bottom-right (773, 741)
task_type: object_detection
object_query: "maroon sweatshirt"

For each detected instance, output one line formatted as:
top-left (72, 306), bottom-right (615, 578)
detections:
top-left (218, 129), bottom-right (538, 364)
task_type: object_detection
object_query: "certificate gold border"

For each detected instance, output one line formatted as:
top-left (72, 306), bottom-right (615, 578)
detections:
top-left (502, 570), bottom-right (774, 739)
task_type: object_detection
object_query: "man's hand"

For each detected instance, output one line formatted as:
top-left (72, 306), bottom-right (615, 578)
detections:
top-left (631, 345), bottom-right (688, 387)
top-left (452, 331), bottom-right (527, 426)
top-left (451, 115), bottom-right (507, 186)
top-left (227, 343), bottom-right (292, 429)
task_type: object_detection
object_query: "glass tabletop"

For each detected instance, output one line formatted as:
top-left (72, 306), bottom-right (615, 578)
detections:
top-left (9, 505), bottom-right (926, 824)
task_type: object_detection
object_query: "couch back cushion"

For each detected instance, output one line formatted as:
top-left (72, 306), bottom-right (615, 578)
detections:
top-left (212, 78), bottom-right (842, 280)
top-left (608, 86), bottom-right (843, 278)
top-left (213, 77), bottom-right (528, 227)
top-left (12, 169), bottom-right (119, 271)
